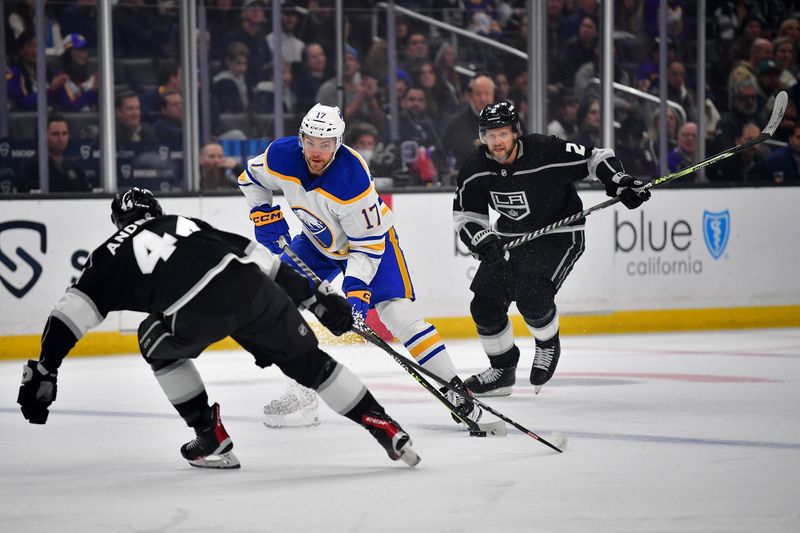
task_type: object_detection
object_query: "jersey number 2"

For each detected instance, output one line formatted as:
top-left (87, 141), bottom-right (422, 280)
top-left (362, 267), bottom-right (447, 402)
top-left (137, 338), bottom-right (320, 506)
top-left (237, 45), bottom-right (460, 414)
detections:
top-left (132, 217), bottom-right (200, 274)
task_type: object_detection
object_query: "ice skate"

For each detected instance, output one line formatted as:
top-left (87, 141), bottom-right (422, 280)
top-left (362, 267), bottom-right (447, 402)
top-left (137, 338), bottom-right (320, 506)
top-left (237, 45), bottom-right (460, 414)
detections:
top-left (464, 366), bottom-right (516, 397)
top-left (263, 382), bottom-right (321, 429)
top-left (180, 403), bottom-right (240, 469)
top-left (362, 410), bottom-right (421, 467)
top-left (531, 336), bottom-right (561, 394)
top-left (442, 377), bottom-right (507, 437)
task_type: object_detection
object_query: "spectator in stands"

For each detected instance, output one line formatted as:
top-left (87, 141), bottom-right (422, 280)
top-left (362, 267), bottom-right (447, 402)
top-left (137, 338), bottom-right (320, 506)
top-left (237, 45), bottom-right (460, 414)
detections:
top-left (758, 121), bottom-right (800, 183)
top-left (615, 0), bottom-right (644, 39)
top-left (347, 122), bottom-right (380, 167)
top-left (771, 98), bottom-right (797, 144)
top-left (434, 42), bottom-right (463, 104)
top-left (292, 42), bottom-right (332, 113)
top-left (6, 31), bottom-right (60, 111)
top-left (755, 59), bottom-right (782, 118)
top-left (728, 15), bottom-right (765, 66)
top-left (642, 105), bottom-right (681, 174)
top-left (316, 45), bottom-right (385, 131)
top-left (6, 0), bottom-right (63, 56)
top-left (401, 32), bottom-right (430, 73)
top-left (59, 0), bottom-right (97, 51)
top-left (714, 79), bottom-right (760, 154)
top-left (299, 0), bottom-right (336, 60)
top-left (413, 60), bottom-right (459, 122)
top-left (777, 17), bottom-right (800, 49)
top-left (253, 61), bottom-right (297, 114)
top-left (219, 0), bottom-right (271, 88)
top-left (660, 60), bottom-right (698, 123)
top-left (564, 0), bottom-right (599, 39)
top-left (574, 96), bottom-right (601, 148)
top-left (18, 114), bottom-right (90, 193)
top-left (199, 140), bottom-right (241, 190)
top-left (441, 74), bottom-right (494, 169)
top-left (773, 36), bottom-right (798, 90)
top-left (267, 1), bottom-right (306, 66)
top-left (207, 0), bottom-right (242, 62)
top-left (396, 87), bottom-right (447, 184)
top-left (113, 0), bottom-right (174, 58)
top-left (140, 61), bottom-right (181, 124)
top-left (636, 38), bottom-right (677, 93)
top-left (494, 72), bottom-right (511, 104)
top-left (51, 33), bottom-right (98, 112)
top-left (728, 38), bottom-right (773, 107)
top-left (561, 15), bottom-right (598, 89)
top-left (153, 90), bottom-right (183, 146)
top-left (707, 121), bottom-right (766, 182)
top-left (667, 122), bottom-right (704, 180)
top-left (547, 91), bottom-right (580, 140)
top-left (115, 89), bottom-right (157, 145)
top-left (213, 42), bottom-right (250, 114)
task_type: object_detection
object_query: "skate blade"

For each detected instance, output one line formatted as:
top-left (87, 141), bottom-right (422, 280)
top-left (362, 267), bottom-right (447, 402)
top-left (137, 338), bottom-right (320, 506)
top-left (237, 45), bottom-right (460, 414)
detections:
top-left (188, 451), bottom-right (241, 469)
top-left (398, 445), bottom-right (421, 467)
top-left (534, 385), bottom-right (543, 395)
top-left (472, 386), bottom-right (513, 397)
top-left (470, 419), bottom-right (507, 437)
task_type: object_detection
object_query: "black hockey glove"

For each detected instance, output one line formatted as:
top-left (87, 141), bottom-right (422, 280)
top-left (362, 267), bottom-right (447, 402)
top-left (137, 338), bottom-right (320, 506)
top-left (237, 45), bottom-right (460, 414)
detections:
top-left (604, 172), bottom-right (651, 209)
top-left (303, 281), bottom-right (354, 336)
top-left (17, 360), bottom-right (58, 424)
top-left (469, 230), bottom-right (509, 266)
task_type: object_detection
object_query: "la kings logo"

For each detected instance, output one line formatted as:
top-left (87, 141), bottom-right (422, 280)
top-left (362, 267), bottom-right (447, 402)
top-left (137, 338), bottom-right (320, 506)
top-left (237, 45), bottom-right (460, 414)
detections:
top-left (490, 191), bottom-right (530, 221)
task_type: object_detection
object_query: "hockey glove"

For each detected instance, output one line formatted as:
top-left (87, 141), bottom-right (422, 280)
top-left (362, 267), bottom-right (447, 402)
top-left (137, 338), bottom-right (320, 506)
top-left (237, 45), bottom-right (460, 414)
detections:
top-left (604, 172), bottom-right (651, 209)
top-left (250, 204), bottom-right (291, 255)
top-left (342, 276), bottom-right (371, 321)
top-left (17, 360), bottom-right (58, 424)
top-left (302, 281), bottom-right (353, 336)
top-left (469, 230), bottom-right (509, 266)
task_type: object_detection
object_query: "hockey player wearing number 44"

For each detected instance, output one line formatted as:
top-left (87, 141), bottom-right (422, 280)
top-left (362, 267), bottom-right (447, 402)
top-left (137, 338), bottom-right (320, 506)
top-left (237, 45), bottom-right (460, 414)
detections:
top-left (17, 188), bottom-right (421, 468)
top-left (239, 103), bottom-right (506, 436)
top-left (454, 101), bottom-right (650, 397)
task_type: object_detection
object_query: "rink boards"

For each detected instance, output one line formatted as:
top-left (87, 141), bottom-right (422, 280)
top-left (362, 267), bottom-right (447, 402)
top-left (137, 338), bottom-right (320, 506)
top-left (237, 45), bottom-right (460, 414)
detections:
top-left (1, 187), bottom-right (799, 357)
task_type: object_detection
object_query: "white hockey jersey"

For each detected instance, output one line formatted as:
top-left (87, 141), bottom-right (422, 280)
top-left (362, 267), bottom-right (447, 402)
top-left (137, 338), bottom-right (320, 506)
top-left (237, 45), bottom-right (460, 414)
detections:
top-left (239, 136), bottom-right (393, 284)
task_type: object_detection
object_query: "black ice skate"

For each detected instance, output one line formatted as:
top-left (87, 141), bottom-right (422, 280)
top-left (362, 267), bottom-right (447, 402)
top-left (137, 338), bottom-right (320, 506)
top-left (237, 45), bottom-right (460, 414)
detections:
top-left (464, 366), bottom-right (516, 397)
top-left (530, 336), bottom-right (561, 394)
top-left (180, 403), bottom-right (240, 469)
top-left (442, 377), bottom-right (507, 437)
top-left (361, 410), bottom-right (421, 467)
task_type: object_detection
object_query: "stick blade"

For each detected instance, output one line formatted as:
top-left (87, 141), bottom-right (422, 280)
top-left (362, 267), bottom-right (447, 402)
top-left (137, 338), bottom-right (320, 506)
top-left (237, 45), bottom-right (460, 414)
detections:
top-left (764, 91), bottom-right (788, 137)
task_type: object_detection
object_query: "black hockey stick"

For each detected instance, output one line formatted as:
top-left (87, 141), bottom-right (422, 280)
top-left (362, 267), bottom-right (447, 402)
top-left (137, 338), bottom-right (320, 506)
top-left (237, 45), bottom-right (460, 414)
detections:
top-left (279, 240), bottom-right (563, 452)
top-left (503, 90), bottom-right (788, 251)
top-left (276, 239), bottom-right (486, 435)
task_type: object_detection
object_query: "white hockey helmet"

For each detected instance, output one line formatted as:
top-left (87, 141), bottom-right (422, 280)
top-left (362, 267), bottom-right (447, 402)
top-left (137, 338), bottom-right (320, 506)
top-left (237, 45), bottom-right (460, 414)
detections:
top-left (299, 103), bottom-right (346, 152)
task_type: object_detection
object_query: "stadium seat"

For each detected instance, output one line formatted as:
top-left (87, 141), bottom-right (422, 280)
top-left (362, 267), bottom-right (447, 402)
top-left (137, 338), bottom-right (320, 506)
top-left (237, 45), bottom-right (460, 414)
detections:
top-left (8, 112), bottom-right (39, 139)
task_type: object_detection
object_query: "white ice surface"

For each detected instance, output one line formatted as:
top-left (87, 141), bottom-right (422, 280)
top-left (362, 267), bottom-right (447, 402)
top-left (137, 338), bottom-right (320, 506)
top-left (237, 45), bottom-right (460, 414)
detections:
top-left (2, 329), bottom-right (799, 532)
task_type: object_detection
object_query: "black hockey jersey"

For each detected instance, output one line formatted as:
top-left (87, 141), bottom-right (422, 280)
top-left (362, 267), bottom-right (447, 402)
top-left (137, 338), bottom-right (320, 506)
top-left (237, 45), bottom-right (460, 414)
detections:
top-left (39, 215), bottom-right (274, 369)
top-left (453, 133), bottom-right (595, 244)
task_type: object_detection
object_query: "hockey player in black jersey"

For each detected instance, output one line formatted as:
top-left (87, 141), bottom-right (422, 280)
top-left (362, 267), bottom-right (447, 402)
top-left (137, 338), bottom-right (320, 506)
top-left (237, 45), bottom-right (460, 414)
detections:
top-left (17, 188), bottom-right (420, 468)
top-left (453, 101), bottom-right (650, 396)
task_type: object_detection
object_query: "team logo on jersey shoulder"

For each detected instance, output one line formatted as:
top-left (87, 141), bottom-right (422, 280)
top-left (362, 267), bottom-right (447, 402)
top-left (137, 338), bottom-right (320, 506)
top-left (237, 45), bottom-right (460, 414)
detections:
top-left (490, 191), bottom-right (530, 221)
top-left (292, 207), bottom-right (334, 249)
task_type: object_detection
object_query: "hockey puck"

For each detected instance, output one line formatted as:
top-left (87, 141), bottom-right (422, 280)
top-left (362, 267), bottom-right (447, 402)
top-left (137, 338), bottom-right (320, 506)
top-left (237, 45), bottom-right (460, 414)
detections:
top-left (469, 430), bottom-right (488, 437)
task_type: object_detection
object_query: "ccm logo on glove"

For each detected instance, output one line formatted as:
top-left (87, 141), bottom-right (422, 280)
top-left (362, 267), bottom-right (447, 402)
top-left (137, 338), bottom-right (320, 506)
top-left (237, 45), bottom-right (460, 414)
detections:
top-left (250, 209), bottom-right (284, 225)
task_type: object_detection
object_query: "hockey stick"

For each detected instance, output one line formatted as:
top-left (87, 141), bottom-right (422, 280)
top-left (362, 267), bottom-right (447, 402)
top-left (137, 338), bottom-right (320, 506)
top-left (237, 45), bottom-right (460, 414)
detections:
top-left (276, 240), bottom-right (486, 435)
top-left (504, 90), bottom-right (788, 251)
top-left (279, 239), bottom-right (564, 452)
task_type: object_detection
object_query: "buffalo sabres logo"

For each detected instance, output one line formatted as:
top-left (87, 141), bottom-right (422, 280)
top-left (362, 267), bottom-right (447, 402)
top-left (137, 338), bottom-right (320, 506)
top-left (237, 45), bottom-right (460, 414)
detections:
top-left (703, 210), bottom-right (730, 260)
top-left (490, 191), bottom-right (530, 221)
top-left (292, 207), bottom-right (334, 249)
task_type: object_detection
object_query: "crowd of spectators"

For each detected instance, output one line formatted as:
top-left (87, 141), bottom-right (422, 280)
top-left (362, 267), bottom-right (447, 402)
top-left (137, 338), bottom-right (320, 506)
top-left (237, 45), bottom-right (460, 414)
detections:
top-left (4, 0), bottom-right (800, 193)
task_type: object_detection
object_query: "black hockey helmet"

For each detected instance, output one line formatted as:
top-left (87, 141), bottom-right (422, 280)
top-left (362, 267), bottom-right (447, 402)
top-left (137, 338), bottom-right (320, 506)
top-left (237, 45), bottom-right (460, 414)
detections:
top-left (110, 187), bottom-right (164, 229)
top-left (478, 101), bottom-right (522, 142)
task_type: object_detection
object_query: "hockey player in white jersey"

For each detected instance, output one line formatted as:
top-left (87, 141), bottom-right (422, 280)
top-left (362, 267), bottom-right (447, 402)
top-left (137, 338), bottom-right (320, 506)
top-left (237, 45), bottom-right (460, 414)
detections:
top-left (239, 103), bottom-right (505, 436)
